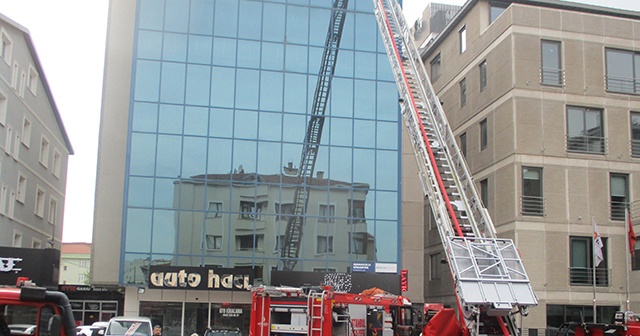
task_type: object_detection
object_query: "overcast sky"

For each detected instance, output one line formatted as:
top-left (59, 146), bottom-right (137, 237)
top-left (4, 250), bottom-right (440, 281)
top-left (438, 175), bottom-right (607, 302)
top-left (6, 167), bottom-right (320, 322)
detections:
top-left (0, 0), bottom-right (638, 243)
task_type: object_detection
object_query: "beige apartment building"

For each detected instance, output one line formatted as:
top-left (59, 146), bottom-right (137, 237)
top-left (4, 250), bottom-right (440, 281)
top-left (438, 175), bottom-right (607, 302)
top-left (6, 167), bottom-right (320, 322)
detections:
top-left (419, 0), bottom-right (640, 331)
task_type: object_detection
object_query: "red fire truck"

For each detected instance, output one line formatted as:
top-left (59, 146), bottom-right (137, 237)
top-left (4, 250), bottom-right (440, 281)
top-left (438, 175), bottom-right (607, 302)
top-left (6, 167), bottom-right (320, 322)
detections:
top-left (0, 278), bottom-right (77, 336)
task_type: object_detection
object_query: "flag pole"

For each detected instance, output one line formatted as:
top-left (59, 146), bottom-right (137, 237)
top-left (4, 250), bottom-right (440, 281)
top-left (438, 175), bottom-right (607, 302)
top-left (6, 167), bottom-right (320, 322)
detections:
top-left (592, 216), bottom-right (597, 323)
top-left (625, 208), bottom-right (631, 311)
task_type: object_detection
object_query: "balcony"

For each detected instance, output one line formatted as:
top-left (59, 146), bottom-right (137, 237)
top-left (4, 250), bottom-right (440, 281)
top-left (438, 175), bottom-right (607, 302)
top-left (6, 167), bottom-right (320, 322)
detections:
top-left (521, 196), bottom-right (545, 216)
top-left (632, 139), bottom-right (640, 158)
top-left (605, 75), bottom-right (639, 94)
top-left (566, 135), bottom-right (606, 154)
top-left (569, 267), bottom-right (609, 286)
top-left (541, 67), bottom-right (565, 86)
top-left (610, 201), bottom-right (629, 221)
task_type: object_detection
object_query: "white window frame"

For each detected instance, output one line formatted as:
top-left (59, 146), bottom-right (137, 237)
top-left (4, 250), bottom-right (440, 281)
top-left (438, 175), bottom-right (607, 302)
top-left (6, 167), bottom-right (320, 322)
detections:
top-left (11, 62), bottom-right (19, 90)
top-left (206, 201), bottom-right (223, 218)
top-left (318, 204), bottom-right (335, 223)
top-left (12, 230), bottom-right (22, 247)
top-left (0, 184), bottom-right (7, 215)
top-left (35, 185), bottom-right (45, 218)
top-left (5, 125), bottom-right (13, 155)
top-left (32, 238), bottom-right (42, 249)
top-left (17, 172), bottom-right (27, 204)
top-left (8, 188), bottom-right (15, 218)
top-left (39, 135), bottom-right (50, 167)
top-left (459, 25), bottom-right (467, 53)
top-left (27, 64), bottom-right (38, 95)
top-left (205, 234), bottom-right (223, 251)
top-left (52, 149), bottom-right (62, 178)
top-left (13, 131), bottom-right (20, 159)
top-left (19, 70), bottom-right (26, 98)
top-left (48, 196), bottom-right (58, 225)
top-left (22, 117), bottom-right (31, 148)
top-left (0, 88), bottom-right (7, 126)
top-left (0, 27), bottom-right (13, 65)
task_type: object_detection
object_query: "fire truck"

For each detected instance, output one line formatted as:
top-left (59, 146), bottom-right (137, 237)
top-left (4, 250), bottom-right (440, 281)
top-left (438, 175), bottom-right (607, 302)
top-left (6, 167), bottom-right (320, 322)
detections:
top-left (0, 278), bottom-right (76, 336)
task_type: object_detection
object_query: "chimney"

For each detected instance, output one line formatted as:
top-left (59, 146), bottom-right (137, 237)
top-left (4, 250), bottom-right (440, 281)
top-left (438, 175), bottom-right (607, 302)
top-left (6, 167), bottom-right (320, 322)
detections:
top-left (316, 171), bottom-right (324, 179)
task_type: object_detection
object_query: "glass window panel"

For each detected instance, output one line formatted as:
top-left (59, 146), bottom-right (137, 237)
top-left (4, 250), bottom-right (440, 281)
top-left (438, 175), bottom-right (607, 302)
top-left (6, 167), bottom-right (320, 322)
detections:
top-left (309, 8), bottom-right (330, 47)
top-left (236, 69), bottom-right (259, 110)
top-left (542, 40), bottom-right (560, 70)
top-left (152, 210), bottom-right (177, 254)
top-left (567, 107), bottom-right (584, 136)
top-left (490, 4), bottom-right (507, 23)
top-left (334, 49), bottom-right (354, 78)
top-left (330, 78), bottom-right (353, 118)
top-left (260, 71), bottom-right (284, 112)
top-left (208, 138), bottom-right (233, 174)
top-left (377, 82), bottom-right (398, 121)
top-left (263, 3), bottom-right (285, 43)
top-left (211, 67), bottom-right (236, 108)
top-left (189, 0), bottom-right (214, 34)
top-left (330, 118), bottom-right (352, 146)
top-left (132, 102), bottom-right (158, 133)
top-left (632, 112), bottom-right (640, 141)
top-left (284, 73), bottom-right (308, 113)
top-left (129, 133), bottom-right (157, 176)
top-left (377, 54), bottom-right (393, 81)
top-left (354, 80), bottom-right (375, 119)
top-left (214, 1), bottom-right (238, 38)
top-left (184, 106), bottom-right (208, 136)
top-left (523, 167), bottom-right (542, 197)
top-left (376, 150), bottom-right (398, 190)
top-left (340, 12), bottom-right (355, 50)
top-left (134, 60), bottom-right (161, 102)
top-left (162, 33), bottom-right (187, 62)
top-left (585, 110), bottom-right (602, 137)
top-left (353, 148), bottom-right (375, 187)
top-left (188, 35), bottom-right (213, 64)
top-left (354, 13), bottom-right (376, 52)
top-left (238, 0), bottom-right (262, 39)
top-left (282, 143), bottom-right (303, 170)
top-left (286, 5), bottom-right (309, 45)
top-left (374, 220), bottom-right (398, 262)
top-left (232, 140), bottom-right (257, 174)
top-left (285, 45), bottom-right (308, 73)
top-left (182, 136), bottom-right (207, 178)
top-left (234, 110), bottom-right (258, 140)
top-left (606, 49), bottom-right (633, 80)
top-left (282, 113), bottom-right (306, 143)
top-left (212, 38), bottom-right (237, 67)
top-left (261, 43), bottom-right (284, 71)
top-left (258, 112), bottom-right (282, 141)
top-left (185, 64), bottom-right (211, 106)
top-left (138, 0), bottom-right (164, 30)
top-left (354, 119), bottom-right (375, 148)
top-left (160, 62), bottom-right (186, 104)
top-left (123, 253), bottom-right (150, 284)
top-left (156, 134), bottom-right (183, 177)
top-left (137, 30), bottom-right (162, 60)
top-left (329, 146), bottom-right (352, 182)
top-left (377, 121), bottom-right (398, 150)
top-left (375, 191), bottom-right (397, 220)
top-left (125, 208), bottom-right (152, 253)
top-left (154, 178), bottom-right (177, 209)
top-left (237, 40), bottom-right (261, 69)
top-left (610, 175), bottom-right (627, 197)
top-left (354, 52), bottom-right (376, 79)
top-left (571, 238), bottom-right (588, 268)
top-left (257, 142), bottom-right (281, 174)
top-left (210, 108), bottom-right (234, 138)
top-left (128, 177), bottom-right (154, 208)
top-left (164, 0), bottom-right (189, 32)
top-left (158, 104), bottom-right (184, 134)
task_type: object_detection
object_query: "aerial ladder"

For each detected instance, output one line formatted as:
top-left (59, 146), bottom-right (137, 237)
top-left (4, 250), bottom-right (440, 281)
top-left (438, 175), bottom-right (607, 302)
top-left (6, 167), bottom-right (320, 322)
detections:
top-left (372, 0), bottom-right (538, 335)
top-left (281, 0), bottom-right (349, 271)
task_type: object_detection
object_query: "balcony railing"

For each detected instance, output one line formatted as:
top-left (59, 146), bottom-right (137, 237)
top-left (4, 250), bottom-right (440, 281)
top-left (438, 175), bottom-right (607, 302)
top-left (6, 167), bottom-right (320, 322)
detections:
top-left (566, 135), bottom-right (606, 154)
top-left (632, 139), bottom-right (640, 157)
top-left (541, 67), bottom-right (564, 86)
top-left (610, 201), bottom-right (629, 221)
top-left (569, 267), bottom-right (609, 286)
top-left (521, 195), bottom-right (545, 216)
top-left (605, 75), bottom-right (640, 94)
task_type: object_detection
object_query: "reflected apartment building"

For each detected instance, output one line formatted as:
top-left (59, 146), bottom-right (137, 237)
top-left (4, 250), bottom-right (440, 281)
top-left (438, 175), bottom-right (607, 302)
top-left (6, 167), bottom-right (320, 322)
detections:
top-left (92, 1), bottom-right (424, 335)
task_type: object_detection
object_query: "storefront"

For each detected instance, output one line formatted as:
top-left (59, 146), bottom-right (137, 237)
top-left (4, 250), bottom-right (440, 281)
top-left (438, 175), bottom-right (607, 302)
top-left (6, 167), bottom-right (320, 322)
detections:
top-left (59, 285), bottom-right (124, 325)
top-left (0, 247), bottom-right (60, 289)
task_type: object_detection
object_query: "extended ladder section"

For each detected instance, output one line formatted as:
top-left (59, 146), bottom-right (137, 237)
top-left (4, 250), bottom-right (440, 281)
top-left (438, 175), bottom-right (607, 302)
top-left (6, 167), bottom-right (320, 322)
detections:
top-left (372, 0), bottom-right (537, 335)
top-left (281, 0), bottom-right (349, 271)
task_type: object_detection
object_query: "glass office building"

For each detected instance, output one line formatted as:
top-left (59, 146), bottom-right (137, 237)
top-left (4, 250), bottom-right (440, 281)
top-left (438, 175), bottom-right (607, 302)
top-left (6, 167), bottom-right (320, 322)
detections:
top-left (120, 0), bottom-right (401, 286)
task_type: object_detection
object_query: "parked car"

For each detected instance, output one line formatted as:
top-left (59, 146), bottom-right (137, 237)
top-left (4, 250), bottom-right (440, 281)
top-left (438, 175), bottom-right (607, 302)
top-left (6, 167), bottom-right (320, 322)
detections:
top-left (77, 325), bottom-right (106, 336)
top-left (8, 324), bottom-right (37, 336)
top-left (203, 327), bottom-right (242, 336)
top-left (105, 317), bottom-right (153, 336)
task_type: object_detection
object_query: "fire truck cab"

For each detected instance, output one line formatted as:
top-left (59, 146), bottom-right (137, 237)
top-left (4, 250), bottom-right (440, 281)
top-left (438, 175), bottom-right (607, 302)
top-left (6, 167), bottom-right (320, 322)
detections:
top-left (249, 286), bottom-right (417, 336)
top-left (0, 278), bottom-right (76, 336)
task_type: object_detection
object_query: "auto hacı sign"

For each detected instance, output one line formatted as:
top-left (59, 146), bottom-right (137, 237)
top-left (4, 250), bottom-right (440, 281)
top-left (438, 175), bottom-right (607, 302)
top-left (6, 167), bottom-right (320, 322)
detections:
top-left (148, 266), bottom-right (253, 291)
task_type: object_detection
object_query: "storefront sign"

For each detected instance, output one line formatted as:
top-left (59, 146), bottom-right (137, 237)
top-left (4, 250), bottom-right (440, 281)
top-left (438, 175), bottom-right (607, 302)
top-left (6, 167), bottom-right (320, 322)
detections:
top-left (271, 270), bottom-right (401, 294)
top-left (219, 308), bottom-right (243, 317)
top-left (148, 266), bottom-right (253, 291)
top-left (351, 262), bottom-right (374, 273)
top-left (0, 247), bottom-right (60, 289)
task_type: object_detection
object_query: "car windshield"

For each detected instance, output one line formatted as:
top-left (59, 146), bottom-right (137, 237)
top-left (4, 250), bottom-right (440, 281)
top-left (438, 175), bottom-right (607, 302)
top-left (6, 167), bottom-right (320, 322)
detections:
top-left (208, 330), bottom-right (242, 336)
top-left (107, 321), bottom-right (150, 336)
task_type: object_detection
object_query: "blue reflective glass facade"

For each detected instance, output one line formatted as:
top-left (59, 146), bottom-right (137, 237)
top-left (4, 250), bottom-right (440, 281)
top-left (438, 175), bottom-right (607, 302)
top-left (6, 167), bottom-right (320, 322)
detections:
top-left (122, 0), bottom-right (400, 285)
